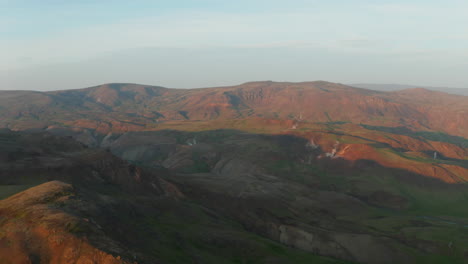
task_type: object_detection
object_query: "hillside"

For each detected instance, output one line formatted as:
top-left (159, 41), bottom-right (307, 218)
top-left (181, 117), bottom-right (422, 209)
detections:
top-left (1, 81), bottom-right (467, 263)
top-left (1, 130), bottom-right (359, 264)
top-left (0, 81), bottom-right (467, 138)
top-left (1, 81), bottom-right (466, 183)
top-left (1, 128), bottom-right (468, 263)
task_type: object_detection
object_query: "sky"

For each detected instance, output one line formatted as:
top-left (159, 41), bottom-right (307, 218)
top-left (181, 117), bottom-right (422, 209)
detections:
top-left (2, 0), bottom-right (468, 90)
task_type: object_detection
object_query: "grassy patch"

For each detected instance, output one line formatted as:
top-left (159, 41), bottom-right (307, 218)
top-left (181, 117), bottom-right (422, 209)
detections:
top-left (361, 125), bottom-right (468, 147)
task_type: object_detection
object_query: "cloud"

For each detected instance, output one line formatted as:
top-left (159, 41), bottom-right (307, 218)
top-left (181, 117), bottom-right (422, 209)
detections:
top-left (0, 10), bottom-right (342, 69)
top-left (2, 0), bottom-right (468, 89)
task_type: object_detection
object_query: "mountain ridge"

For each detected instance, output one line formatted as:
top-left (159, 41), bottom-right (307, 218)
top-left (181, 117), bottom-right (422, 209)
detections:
top-left (1, 81), bottom-right (466, 138)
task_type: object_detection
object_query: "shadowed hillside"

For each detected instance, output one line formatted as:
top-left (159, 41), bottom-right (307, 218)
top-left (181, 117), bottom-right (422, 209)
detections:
top-left (0, 130), bottom-right (358, 264)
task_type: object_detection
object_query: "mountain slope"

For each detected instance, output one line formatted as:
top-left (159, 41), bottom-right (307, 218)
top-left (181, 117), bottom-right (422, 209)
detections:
top-left (1, 81), bottom-right (465, 186)
top-left (0, 81), bottom-right (467, 138)
top-left (0, 181), bottom-right (133, 264)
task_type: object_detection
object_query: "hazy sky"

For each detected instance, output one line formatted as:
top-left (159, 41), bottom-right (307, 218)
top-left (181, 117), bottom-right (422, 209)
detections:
top-left (2, 0), bottom-right (468, 90)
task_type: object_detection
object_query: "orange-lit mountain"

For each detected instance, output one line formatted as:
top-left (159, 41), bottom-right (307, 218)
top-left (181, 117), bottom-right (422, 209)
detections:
top-left (0, 81), bottom-right (466, 138)
top-left (0, 81), bottom-right (466, 184)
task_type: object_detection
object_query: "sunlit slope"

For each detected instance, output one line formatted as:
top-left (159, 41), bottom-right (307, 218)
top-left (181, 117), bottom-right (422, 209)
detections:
top-left (0, 81), bottom-right (466, 137)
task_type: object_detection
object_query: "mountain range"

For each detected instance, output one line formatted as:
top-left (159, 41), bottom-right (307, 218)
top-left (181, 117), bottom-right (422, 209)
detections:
top-left (351, 83), bottom-right (468, 96)
top-left (1, 81), bottom-right (466, 137)
top-left (0, 81), bottom-right (467, 264)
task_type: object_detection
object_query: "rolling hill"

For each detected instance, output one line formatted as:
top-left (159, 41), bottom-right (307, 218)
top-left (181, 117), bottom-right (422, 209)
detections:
top-left (0, 81), bottom-right (466, 137)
